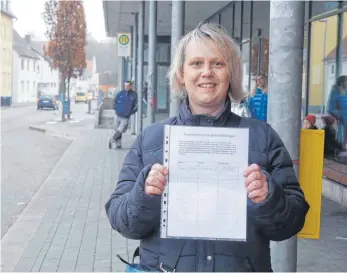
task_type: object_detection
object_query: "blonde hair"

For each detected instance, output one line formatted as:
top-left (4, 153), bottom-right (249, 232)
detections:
top-left (168, 22), bottom-right (246, 102)
top-left (250, 73), bottom-right (268, 97)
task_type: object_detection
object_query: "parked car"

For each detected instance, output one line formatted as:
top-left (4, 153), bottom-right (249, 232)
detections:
top-left (37, 95), bottom-right (59, 110)
top-left (75, 91), bottom-right (88, 103)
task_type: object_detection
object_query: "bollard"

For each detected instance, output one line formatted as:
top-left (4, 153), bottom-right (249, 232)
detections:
top-left (88, 99), bottom-right (91, 114)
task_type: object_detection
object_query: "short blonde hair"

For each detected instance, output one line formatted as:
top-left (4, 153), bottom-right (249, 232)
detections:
top-left (168, 22), bottom-right (245, 102)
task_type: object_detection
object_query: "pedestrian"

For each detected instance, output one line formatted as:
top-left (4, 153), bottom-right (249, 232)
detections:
top-left (112, 80), bottom-right (137, 148)
top-left (105, 22), bottom-right (309, 272)
top-left (303, 114), bottom-right (318, 130)
top-left (248, 74), bottom-right (268, 121)
top-left (322, 115), bottom-right (342, 158)
top-left (327, 75), bottom-right (347, 153)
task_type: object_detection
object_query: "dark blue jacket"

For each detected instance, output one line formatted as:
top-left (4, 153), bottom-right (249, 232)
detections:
top-left (105, 99), bottom-right (309, 272)
top-left (114, 89), bottom-right (138, 118)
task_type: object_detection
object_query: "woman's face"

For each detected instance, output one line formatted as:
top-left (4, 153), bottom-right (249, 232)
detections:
top-left (256, 76), bottom-right (265, 87)
top-left (303, 120), bottom-right (312, 129)
top-left (181, 39), bottom-right (230, 113)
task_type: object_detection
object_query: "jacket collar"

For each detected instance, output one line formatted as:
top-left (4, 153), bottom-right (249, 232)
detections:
top-left (176, 96), bottom-right (236, 126)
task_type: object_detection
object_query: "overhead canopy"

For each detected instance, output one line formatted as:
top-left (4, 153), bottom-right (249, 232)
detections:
top-left (103, 1), bottom-right (232, 37)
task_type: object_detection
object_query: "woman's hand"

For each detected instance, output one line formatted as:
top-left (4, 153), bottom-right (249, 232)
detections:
top-left (243, 164), bottom-right (269, 203)
top-left (145, 164), bottom-right (168, 196)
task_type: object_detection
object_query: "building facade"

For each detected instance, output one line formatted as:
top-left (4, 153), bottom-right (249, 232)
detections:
top-left (12, 32), bottom-right (59, 103)
top-left (1, 0), bottom-right (15, 106)
top-left (103, 1), bottom-right (347, 167)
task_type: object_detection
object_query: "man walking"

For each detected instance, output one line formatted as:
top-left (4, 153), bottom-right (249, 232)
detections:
top-left (112, 80), bottom-right (137, 148)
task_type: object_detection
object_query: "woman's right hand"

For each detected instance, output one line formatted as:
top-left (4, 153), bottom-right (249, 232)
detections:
top-left (145, 164), bottom-right (168, 196)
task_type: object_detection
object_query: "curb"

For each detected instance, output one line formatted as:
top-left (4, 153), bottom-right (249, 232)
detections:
top-left (28, 125), bottom-right (75, 140)
top-left (28, 125), bottom-right (46, 133)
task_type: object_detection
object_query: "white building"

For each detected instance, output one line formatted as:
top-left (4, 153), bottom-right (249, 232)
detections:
top-left (12, 31), bottom-right (40, 103)
top-left (12, 32), bottom-right (59, 103)
top-left (29, 38), bottom-right (59, 96)
top-left (70, 55), bottom-right (99, 98)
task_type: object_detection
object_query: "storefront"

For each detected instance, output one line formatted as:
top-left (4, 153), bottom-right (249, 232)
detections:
top-left (104, 1), bottom-right (347, 167)
top-left (212, 1), bottom-right (347, 166)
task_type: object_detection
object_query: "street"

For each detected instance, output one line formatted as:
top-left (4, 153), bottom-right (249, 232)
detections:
top-left (1, 101), bottom-right (93, 238)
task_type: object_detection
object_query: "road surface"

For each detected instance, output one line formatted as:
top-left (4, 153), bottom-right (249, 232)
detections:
top-left (1, 102), bottom-right (92, 237)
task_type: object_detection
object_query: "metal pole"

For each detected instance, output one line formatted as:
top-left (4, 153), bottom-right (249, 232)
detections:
top-left (169, 0), bottom-right (185, 117)
top-left (321, 22), bottom-right (327, 114)
top-left (132, 16), bottom-right (138, 135)
top-left (147, 0), bottom-right (157, 124)
top-left (268, 2), bottom-right (305, 271)
top-left (248, 1), bottom-right (253, 91)
top-left (336, 2), bottom-right (343, 77)
top-left (304, 1), bottom-right (312, 117)
top-left (118, 57), bottom-right (124, 91)
top-left (137, 1), bottom-right (144, 133)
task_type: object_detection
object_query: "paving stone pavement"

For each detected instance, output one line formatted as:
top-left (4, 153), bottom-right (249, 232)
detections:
top-left (1, 126), bottom-right (346, 272)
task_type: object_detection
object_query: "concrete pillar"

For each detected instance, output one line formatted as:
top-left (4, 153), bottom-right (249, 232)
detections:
top-left (147, 0), bottom-right (157, 124)
top-left (132, 16), bottom-right (138, 135)
top-left (137, 1), bottom-right (145, 133)
top-left (169, 0), bottom-right (185, 117)
top-left (268, 1), bottom-right (305, 272)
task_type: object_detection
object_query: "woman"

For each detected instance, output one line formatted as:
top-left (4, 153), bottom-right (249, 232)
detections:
top-left (322, 115), bottom-right (342, 158)
top-left (105, 22), bottom-right (309, 272)
top-left (327, 75), bottom-right (347, 152)
top-left (248, 74), bottom-right (268, 121)
top-left (303, 114), bottom-right (318, 130)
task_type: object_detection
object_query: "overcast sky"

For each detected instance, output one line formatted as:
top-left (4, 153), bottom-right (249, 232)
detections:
top-left (11, 0), bottom-right (107, 41)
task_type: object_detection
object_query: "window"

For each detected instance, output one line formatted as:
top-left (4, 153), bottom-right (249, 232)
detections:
top-left (21, 81), bottom-right (24, 93)
top-left (312, 1), bottom-right (339, 17)
top-left (1, 24), bottom-right (5, 39)
top-left (7, 73), bottom-right (10, 89)
top-left (1, 48), bottom-right (4, 65)
top-left (329, 64), bottom-right (335, 76)
top-left (33, 61), bottom-right (35, 71)
top-left (21, 59), bottom-right (24, 70)
top-left (27, 60), bottom-right (29, 70)
top-left (308, 15), bottom-right (338, 115)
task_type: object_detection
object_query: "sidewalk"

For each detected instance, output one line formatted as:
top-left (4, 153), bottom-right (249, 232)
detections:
top-left (1, 125), bottom-right (347, 272)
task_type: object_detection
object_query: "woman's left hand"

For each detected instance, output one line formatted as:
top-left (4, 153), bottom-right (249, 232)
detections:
top-left (243, 164), bottom-right (269, 203)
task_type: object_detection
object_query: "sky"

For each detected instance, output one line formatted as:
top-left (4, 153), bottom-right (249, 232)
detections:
top-left (11, 0), bottom-right (107, 42)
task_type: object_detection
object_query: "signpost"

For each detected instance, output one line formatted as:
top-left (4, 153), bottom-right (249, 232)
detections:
top-left (116, 33), bottom-right (132, 57)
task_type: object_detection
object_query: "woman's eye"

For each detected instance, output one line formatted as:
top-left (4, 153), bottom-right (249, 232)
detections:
top-left (191, 61), bottom-right (202, 67)
top-left (214, 62), bottom-right (225, 67)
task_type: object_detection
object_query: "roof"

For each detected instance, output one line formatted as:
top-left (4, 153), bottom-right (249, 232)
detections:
top-left (324, 36), bottom-right (347, 62)
top-left (1, 8), bottom-right (16, 18)
top-left (30, 41), bottom-right (50, 56)
top-left (12, 31), bottom-right (40, 59)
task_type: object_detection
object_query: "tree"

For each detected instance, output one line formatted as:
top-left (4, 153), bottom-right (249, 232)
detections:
top-left (43, 0), bottom-right (87, 120)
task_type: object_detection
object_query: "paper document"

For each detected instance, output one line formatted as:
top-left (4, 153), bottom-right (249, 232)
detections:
top-left (161, 125), bottom-right (249, 241)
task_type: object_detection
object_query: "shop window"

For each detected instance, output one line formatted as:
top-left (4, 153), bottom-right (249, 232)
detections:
top-left (308, 15), bottom-right (338, 115)
top-left (220, 4), bottom-right (233, 36)
top-left (323, 11), bottom-right (347, 164)
top-left (311, 1), bottom-right (339, 18)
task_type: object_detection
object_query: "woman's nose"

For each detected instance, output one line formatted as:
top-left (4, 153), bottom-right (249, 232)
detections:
top-left (201, 65), bottom-right (213, 77)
